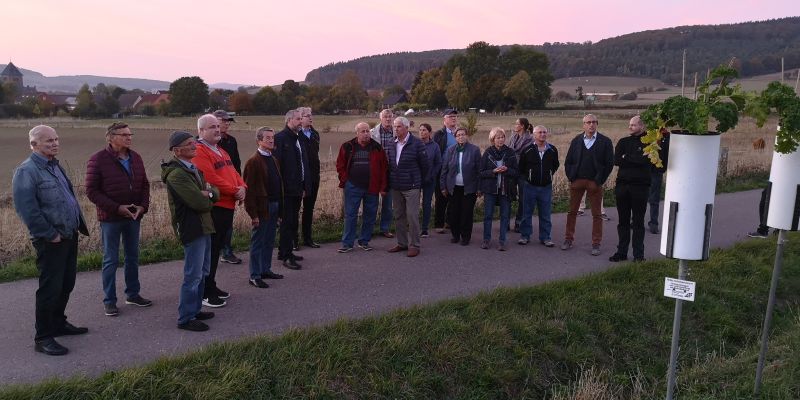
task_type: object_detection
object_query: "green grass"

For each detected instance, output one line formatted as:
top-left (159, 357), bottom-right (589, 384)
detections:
top-left (1, 235), bottom-right (798, 399)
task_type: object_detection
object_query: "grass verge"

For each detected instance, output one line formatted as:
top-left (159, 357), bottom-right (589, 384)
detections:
top-left (1, 234), bottom-right (798, 399)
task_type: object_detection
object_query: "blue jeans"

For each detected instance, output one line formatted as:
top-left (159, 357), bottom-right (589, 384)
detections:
top-left (483, 193), bottom-right (511, 243)
top-left (178, 235), bottom-right (211, 325)
top-left (421, 180), bottom-right (435, 233)
top-left (520, 182), bottom-right (553, 242)
top-left (249, 201), bottom-right (279, 279)
top-left (379, 190), bottom-right (392, 233)
top-left (100, 219), bottom-right (141, 306)
top-left (342, 181), bottom-right (379, 248)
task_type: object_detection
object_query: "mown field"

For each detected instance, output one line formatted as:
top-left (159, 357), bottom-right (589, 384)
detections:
top-left (0, 112), bottom-right (778, 265)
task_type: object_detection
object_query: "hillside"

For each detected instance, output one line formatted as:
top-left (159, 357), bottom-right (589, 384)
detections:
top-left (305, 17), bottom-right (800, 89)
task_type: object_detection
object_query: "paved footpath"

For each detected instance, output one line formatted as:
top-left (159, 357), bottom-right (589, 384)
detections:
top-left (0, 190), bottom-right (764, 386)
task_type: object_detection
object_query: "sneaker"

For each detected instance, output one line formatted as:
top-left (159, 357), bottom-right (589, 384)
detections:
top-left (104, 303), bottom-right (119, 317)
top-left (577, 210), bottom-right (585, 216)
top-left (600, 213), bottom-right (611, 221)
top-left (357, 243), bottom-right (373, 251)
top-left (215, 288), bottom-right (230, 299)
top-left (747, 231), bottom-right (768, 239)
top-left (249, 278), bottom-right (269, 288)
top-left (125, 295), bottom-right (153, 307)
top-left (337, 246), bottom-right (354, 253)
top-left (202, 296), bottom-right (226, 308)
top-left (481, 240), bottom-right (490, 249)
top-left (561, 240), bottom-right (573, 250)
top-left (420, 231), bottom-right (429, 238)
top-left (220, 254), bottom-right (242, 264)
top-left (517, 238), bottom-right (530, 245)
top-left (541, 240), bottom-right (555, 248)
top-left (591, 245), bottom-right (601, 256)
top-left (195, 311), bottom-right (215, 320)
top-left (609, 253), bottom-right (627, 262)
top-left (178, 320), bottom-right (209, 332)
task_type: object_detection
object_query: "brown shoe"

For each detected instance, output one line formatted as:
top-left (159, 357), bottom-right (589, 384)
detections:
top-left (388, 245), bottom-right (408, 253)
top-left (407, 247), bottom-right (420, 257)
top-left (381, 231), bottom-right (395, 238)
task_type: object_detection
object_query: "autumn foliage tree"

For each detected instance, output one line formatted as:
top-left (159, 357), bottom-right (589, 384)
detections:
top-left (228, 90), bottom-right (253, 114)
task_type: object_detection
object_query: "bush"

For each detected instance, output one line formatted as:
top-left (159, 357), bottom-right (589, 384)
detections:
top-left (553, 90), bottom-right (575, 102)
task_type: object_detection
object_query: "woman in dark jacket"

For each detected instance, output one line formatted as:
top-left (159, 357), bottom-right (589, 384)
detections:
top-left (440, 127), bottom-right (481, 245)
top-left (479, 127), bottom-right (518, 250)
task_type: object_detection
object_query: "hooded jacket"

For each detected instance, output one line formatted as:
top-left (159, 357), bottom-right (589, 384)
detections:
top-left (161, 158), bottom-right (218, 245)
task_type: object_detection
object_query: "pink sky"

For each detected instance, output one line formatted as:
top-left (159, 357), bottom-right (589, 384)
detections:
top-left (2, 0), bottom-right (795, 86)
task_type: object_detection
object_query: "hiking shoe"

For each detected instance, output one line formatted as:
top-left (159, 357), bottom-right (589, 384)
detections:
top-left (609, 253), bottom-right (628, 262)
top-left (104, 303), bottom-right (119, 317)
top-left (220, 254), bottom-right (242, 264)
top-left (420, 231), bottom-right (429, 238)
top-left (337, 246), bottom-right (354, 253)
top-left (178, 320), bottom-right (209, 332)
top-left (357, 243), bottom-right (373, 251)
top-left (541, 240), bottom-right (555, 247)
top-left (747, 231), bottom-right (768, 239)
top-left (560, 240), bottom-right (573, 250)
top-left (481, 240), bottom-right (490, 249)
top-left (202, 296), bottom-right (226, 308)
top-left (125, 295), bottom-right (153, 307)
top-left (518, 238), bottom-right (530, 245)
top-left (600, 213), bottom-right (611, 221)
top-left (249, 278), bottom-right (269, 288)
top-left (215, 288), bottom-right (230, 299)
top-left (591, 245), bottom-right (601, 256)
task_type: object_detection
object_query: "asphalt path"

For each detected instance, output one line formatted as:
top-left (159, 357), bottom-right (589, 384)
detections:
top-left (0, 190), bottom-right (765, 386)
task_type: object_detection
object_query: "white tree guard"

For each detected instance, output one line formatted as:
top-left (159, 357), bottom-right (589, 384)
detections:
top-left (767, 148), bottom-right (800, 230)
top-left (660, 133), bottom-right (721, 260)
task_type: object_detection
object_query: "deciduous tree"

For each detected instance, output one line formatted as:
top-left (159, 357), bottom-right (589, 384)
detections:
top-left (503, 70), bottom-right (535, 111)
top-left (446, 67), bottom-right (469, 111)
top-left (169, 76), bottom-right (209, 115)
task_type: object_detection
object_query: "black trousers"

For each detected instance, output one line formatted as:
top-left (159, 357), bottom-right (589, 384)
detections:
top-left (757, 186), bottom-right (769, 234)
top-left (280, 195), bottom-right (302, 259)
top-left (33, 234), bottom-right (78, 341)
top-left (300, 182), bottom-right (319, 243)
top-left (206, 206), bottom-right (234, 295)
top-left (615, 183), bottom-right (650, 259)
top-left (434, 179), bottom-right (449, 229)
top-left (447, 186), bottom-right (477, 243)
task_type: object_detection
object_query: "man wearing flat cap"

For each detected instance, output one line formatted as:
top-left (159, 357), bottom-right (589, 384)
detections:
top-left (162, 131), bottom-right (219, 332)
top-left (432, 108), bottom-right (459, 234)
top-left (212, 109), bottom-right (243, 265)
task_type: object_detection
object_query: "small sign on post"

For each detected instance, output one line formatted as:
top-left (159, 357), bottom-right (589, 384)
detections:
top-left (664, 278), bottom-right (696, 301)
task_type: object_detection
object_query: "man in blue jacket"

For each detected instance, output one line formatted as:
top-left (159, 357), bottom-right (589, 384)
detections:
top-left (13, 125), bottom-right (89, 356)
top-left (386, 117), bottom-right (430, 257)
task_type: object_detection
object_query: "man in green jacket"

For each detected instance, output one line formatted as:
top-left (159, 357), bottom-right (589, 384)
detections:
top-left (161, 131), bottom-right (219, 332)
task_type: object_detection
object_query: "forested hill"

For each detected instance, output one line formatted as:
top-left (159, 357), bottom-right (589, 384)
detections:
top-left (304, 17), bottom-right (800, 89)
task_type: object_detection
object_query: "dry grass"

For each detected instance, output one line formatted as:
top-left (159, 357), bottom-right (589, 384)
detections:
top-left (0, 114), bottom-right (777, 265)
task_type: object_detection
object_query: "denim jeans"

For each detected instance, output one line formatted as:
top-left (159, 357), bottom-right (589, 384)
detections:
top-left (178, 235), bottom-right (211, 325)
top-left (483, 193), bottom-right (511, 243)
top-left (342, 181), bottom-right (379, 248)
top-left (421, 180), bottom-right (435, 233)
top-left (249, 201), bottom-right (279, 279)
top-left (520, 182), bottom-right (553, 242)
top-left (100, 219), bottom-right (141, 306)
top-left (379, 191), bottom-right (393, 232)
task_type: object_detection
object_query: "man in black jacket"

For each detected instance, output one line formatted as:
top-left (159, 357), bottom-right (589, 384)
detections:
top-left (518, 125), bottom-right (559, 247)
top-left (562, 114), bottom-right (614, 256)
top-left (610, 116), bottom-right (651, 262)
top-left (431, 109), bottom-right (459, 233)
top-left (274, 109), bottom-right (309, 269)
top-left (297, 107), bottom-right (321, 248)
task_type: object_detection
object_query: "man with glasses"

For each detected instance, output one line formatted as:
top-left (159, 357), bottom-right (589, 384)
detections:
top-left (212, 110), bottom-right (243, 265)
top-left (562, 114), bottom-right (614, 256)
top-left (86, 122), bottom-right (152, 317)
top-left (297, 107), bottom-right (321, 249)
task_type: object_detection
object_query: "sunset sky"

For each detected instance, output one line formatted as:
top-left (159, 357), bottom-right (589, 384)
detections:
top-left (3, 0), bottom-right (796, 86)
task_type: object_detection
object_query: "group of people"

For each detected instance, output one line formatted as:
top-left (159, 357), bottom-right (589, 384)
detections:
top-left (12, 107), bottom-right (669, 356)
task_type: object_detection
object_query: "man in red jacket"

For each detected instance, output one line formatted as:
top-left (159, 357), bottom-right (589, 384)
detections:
top-left (86, 122), bottom-right (152, 317)
top-left (193, 114), bottom-right (246, 308)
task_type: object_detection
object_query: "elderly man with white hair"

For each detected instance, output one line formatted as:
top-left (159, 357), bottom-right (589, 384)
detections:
top-left (13, 125), bottom-right (89, 355)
